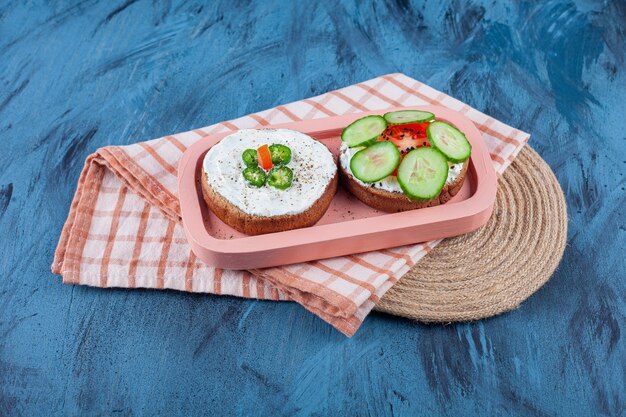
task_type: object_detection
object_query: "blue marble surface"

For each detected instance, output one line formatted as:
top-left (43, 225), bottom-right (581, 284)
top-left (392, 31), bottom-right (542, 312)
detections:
top-left (1, 1), bottom-right (625, 416)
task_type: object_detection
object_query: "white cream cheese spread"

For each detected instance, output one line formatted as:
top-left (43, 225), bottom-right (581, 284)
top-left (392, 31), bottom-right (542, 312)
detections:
top-left (203, 129), bottom-right (336, 217)
top-left (339, 142), bottom-right (463, 193)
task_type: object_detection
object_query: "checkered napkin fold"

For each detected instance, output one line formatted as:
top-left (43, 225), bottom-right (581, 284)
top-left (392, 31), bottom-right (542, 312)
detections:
top-left (52, 73), bottom-right (529, 336)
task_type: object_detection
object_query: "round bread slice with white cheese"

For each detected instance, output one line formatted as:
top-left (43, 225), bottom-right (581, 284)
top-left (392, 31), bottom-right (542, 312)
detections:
top-left (338, 141), bottom-right (469, 212)
top-left (201, 129), bottom-right (337, 235)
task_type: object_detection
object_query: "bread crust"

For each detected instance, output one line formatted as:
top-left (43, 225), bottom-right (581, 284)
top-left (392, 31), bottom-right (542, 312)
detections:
top-left (201, 171), bottom-right (338, 235)
top-left (339, 161), bottom-right (469, 213)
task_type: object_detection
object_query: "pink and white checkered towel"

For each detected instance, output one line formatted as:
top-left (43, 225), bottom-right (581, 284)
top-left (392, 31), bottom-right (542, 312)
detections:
top-left (52, 73), bottom-right (529, 336)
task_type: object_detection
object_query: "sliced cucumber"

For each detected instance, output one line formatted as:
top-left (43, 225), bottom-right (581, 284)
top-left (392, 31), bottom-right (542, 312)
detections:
top-left (427, 121), bottom-right (472, 163)
top-left (383, 110), bottom-right (434, 125)
top-left (341, 115), bottom-right (387, 148)
top-left (397, 147), bottom-right (448, 201)
top-left (350, 141), bottom-right (400, 183)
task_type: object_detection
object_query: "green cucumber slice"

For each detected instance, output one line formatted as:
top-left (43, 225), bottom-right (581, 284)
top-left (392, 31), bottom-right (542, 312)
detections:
top-left (341, 115), bottom-right (387, 148)
top-left (349, 141), bottom-right (401, 183)
top-left (427, 121), bottom-right (472, 163)
top-left (383, 110), bottom-right (434, 125)
top-left (397, 147), bottom-right (448, 200)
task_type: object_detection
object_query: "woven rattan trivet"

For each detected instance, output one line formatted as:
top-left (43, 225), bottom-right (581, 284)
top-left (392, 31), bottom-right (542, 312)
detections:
top-left (376, 146), bottom-right (567, 321)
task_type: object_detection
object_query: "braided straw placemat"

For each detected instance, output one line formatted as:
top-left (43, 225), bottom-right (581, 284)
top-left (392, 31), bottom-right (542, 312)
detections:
top-left (376, 146), bottom-right (567, 321)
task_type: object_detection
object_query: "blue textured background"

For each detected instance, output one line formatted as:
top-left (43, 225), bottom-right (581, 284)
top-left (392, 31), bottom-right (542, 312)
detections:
top-left (1, 1), bottom-right (625, 416)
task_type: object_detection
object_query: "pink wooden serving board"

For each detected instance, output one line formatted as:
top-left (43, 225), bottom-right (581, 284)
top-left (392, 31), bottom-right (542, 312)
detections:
top-left (178, 106), bottom-right (497, 269)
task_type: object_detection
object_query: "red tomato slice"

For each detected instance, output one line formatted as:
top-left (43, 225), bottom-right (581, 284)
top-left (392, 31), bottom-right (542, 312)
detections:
top-left (380, 125), bottom-right (431, 154)
top-left (378, 123), bottom-right (431, 176)
top-left (388, 122), bottom-right (430, 137)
